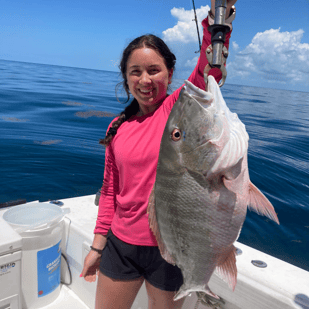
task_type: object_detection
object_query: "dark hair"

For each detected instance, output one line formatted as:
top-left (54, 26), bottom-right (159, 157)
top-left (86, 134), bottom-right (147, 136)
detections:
top-left (99, 34), bottom-right (176, 146)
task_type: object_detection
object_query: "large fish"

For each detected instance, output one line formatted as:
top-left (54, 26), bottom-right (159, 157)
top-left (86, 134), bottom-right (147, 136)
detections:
top-left (148, 74), bottom-right (279, 301)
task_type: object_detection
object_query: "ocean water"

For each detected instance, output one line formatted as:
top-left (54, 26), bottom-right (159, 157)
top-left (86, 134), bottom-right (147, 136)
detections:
top-left (1, 59), bottom-right (309, 272)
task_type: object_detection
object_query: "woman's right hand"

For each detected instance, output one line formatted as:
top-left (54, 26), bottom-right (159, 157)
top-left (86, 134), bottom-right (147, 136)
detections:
top-left (80, 250), bottom-right (102, 282)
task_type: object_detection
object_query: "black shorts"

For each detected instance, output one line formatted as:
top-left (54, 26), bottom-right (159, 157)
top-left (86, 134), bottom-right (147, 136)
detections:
top-left (99, 229), bottom-right (183, 292)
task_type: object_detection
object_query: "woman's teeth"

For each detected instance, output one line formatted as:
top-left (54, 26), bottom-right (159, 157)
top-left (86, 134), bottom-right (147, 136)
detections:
top-left (140, 89), bottom-right (152, 94)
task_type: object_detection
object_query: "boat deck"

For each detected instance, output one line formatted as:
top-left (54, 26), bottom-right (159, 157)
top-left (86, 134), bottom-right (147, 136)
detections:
top-left (42, 285), bottom-right (88, 309)
top-left (1, 195), bottom-right (308, 309)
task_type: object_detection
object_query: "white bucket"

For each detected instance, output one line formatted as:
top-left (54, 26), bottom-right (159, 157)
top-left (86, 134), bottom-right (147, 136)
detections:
top-left (3, 202), bottom-right (70, 309)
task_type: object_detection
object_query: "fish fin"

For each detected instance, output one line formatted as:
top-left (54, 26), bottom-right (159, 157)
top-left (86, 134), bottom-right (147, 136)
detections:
top-left (203, 286), bottom-right (220, 300)
top-left (174, 285), bottom-right (219, 301)
top-left (248, 182), bottom-right (280, 224)
top-left (222, 157), bottom-right (245, 194)
top-left (223, 174), bottom-right (242, 194)
top-left (147, 187), bottom-right (176, 265)
top-left (173, 287), bottom-right (190, 301)
top-left (216, 245), bottom-right (237, 291)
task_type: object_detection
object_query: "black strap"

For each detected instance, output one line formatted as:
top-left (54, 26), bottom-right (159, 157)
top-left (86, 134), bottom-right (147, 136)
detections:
top-left (90, 246), bottom-right (103, 255)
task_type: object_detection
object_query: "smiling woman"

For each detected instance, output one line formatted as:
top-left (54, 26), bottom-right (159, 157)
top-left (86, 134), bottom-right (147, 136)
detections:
top-left (80, 1), bottom-right (237, 309)
top-left (99, 34), bottom-right (177, 147)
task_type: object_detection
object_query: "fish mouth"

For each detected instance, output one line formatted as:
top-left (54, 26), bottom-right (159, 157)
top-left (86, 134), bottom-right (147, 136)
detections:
top-left (174, 81), bottom-right (213, 126)
top-left (184, 80), bottom-right (213, 108)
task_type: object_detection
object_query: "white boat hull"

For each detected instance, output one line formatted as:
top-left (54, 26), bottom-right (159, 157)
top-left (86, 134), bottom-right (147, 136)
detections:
top-left (1, 195), bottom-right (308, 309)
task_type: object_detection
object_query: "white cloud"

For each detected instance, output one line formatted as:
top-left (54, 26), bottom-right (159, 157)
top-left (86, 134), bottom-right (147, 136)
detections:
top-left (161, 5), bottom-right (210, 81)
top-left (162, 6), bottom-right (309, 90)
top-left (228, 28), bottom-right (309, 85)
top-left (162, 5), bottom-right (209, 43)
top-left (185, 56), bottom-right (199, 67)
top-left (110, 59), bottom-right (119, 68)
top-left (232, 41), bottom-right (239, 51)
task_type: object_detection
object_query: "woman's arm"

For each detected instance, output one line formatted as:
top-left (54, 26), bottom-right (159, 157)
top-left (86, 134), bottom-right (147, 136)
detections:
top-left (94, 121), bottom-right (119, 236)
top-left (164, 2), bottom-right (236, 110)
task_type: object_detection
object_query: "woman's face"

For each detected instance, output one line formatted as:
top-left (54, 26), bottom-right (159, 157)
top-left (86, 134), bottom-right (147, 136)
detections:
top-left (126, 47), bottom-right (173, 115)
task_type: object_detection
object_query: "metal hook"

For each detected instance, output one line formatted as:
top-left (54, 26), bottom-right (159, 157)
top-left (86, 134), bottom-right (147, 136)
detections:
top-left (205, 44), bottom-right (228, 87)
top-left (204, 63), bottom-right (212, 92)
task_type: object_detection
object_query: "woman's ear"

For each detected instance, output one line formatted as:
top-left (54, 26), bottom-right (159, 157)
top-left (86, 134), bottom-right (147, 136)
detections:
top-left (168, 68), bottom-right (174, 84)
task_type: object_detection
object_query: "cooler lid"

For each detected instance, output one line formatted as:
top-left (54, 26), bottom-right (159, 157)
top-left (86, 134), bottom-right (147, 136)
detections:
top-left (0, 217), bottom-right (22, 255)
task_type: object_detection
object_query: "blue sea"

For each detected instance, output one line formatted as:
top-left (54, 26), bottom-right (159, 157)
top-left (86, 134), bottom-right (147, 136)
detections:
top-left (1, 59), bottom-right (309, 272)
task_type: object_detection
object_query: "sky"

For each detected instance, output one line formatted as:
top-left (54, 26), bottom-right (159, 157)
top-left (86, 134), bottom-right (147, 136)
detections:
top-left (1, 0), bottom-right (309, 92)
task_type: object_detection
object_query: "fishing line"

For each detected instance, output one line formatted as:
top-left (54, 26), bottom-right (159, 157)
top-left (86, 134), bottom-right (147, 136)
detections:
top-left (191, 0), bottom-right (202, 53)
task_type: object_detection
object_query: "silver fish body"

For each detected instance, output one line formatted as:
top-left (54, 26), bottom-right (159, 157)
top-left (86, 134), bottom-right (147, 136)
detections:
top-left (148, 76), bottom-right (279, 300)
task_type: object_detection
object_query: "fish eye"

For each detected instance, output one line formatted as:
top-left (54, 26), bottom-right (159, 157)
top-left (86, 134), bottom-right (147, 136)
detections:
top-left (171, 128), bottom-right (182, 141)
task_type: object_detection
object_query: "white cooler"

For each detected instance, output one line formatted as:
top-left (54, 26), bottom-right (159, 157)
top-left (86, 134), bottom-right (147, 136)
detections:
top-left (2, 202), bottom-right (69, 309)
top-left (0, 217), bottom-right (22, 309)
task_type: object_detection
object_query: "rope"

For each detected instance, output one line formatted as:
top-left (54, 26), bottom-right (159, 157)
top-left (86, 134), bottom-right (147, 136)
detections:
top-left (195, 292), bottom-right (225, 309)
top-left (194, 294), bottom-right (201, 309)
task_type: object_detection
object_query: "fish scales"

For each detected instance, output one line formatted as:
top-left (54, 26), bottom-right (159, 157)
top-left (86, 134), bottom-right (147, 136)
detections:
top-left (148, 75), bottom-right (279, 301)
top-left (155, 166), bottom-right (243, 288)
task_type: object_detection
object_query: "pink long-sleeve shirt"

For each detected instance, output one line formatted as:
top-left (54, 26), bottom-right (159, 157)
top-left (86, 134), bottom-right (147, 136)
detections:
top-left (94, 17), bottom-right (232, 246)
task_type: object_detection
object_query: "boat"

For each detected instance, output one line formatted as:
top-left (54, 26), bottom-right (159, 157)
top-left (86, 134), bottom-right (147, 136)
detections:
top-left (0, 195), bottom-right (308, 309)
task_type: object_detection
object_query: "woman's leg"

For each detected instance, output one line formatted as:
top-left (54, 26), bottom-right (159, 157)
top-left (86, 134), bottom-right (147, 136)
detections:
top-left (145, 280), bottom-right (185, 309)
top-left (95, 271), bottom-right (144, 309)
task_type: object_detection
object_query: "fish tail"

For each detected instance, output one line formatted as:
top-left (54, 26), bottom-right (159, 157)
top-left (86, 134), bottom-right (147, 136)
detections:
top-left (174, 285), bottom-right (219, 301)
top-left (248, 182), bottom-right (280, 224)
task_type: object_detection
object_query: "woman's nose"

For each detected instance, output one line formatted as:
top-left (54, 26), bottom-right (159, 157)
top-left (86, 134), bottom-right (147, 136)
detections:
top-left (139, 71), bottom-right (151, 84)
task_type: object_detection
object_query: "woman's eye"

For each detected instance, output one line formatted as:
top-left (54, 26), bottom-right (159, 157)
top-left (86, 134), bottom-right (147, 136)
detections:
top-left (149, 69), bottom-right (159, 74)
top-left (130, 69), bottom-right (140, 75)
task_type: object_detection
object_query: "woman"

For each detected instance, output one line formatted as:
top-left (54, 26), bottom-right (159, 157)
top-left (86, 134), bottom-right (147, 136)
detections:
top-left (81, 1), bottom-right (237, 308)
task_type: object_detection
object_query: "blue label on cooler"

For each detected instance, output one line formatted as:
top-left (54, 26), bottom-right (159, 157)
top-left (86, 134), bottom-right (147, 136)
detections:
top-left (37, 240), bottom-right (61, 297)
